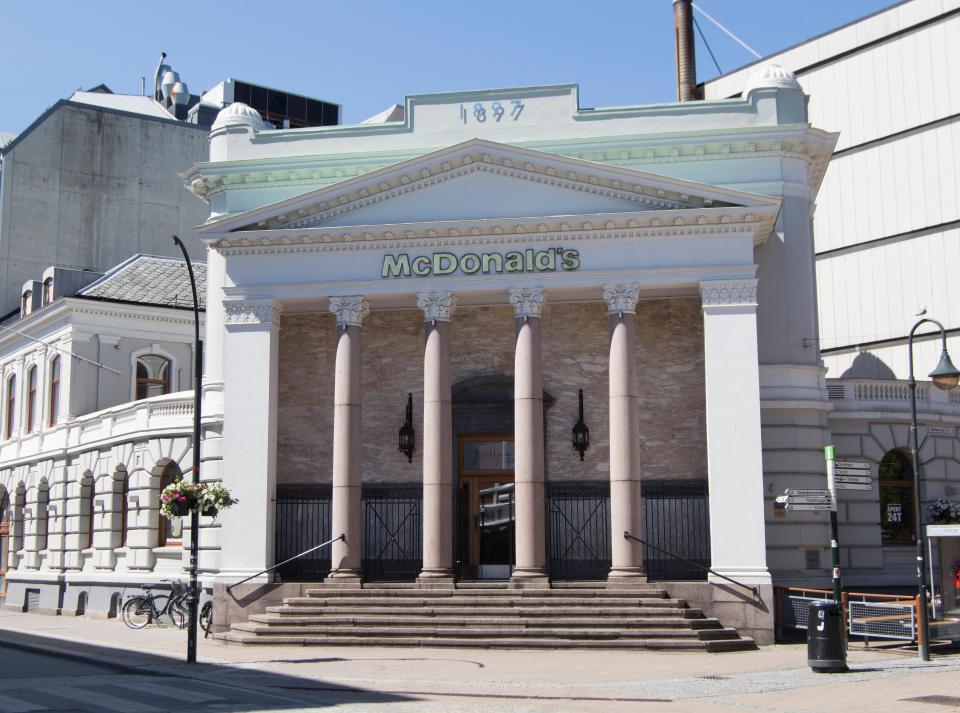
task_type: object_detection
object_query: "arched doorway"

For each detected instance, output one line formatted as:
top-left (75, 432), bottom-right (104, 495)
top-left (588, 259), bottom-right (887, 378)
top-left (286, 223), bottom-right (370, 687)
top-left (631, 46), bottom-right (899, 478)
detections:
top-left (451, 376), bottom-right (553, 580)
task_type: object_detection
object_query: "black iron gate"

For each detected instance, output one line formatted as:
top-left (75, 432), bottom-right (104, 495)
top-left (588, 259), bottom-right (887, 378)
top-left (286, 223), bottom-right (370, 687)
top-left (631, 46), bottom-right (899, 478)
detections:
top-left (274, 485), bottom-right (332, 581)
top-left (642, 480), bottom-right (710, 580)
top-left (547, 482), bottom-right (611, 580)
top-left (362, 485), bottom-right (422, 581)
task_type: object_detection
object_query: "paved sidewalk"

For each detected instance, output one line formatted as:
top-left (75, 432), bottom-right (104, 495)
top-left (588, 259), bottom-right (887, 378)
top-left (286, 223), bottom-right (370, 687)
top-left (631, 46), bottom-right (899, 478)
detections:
top-left (1, 609), bottom-right (959, 712)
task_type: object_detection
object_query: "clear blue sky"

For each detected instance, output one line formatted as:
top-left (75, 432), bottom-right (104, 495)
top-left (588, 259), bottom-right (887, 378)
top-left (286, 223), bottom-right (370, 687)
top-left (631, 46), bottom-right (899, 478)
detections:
top-left (1, 0), bottom-right (896, 134)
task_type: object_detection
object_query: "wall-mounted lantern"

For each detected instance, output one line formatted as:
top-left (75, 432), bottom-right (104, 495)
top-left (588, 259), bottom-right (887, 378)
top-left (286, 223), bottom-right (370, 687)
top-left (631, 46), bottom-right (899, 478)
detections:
top-left (572, 388), bottom-right (590, 461)
top-left (398, 393), bottom-right (415, 463)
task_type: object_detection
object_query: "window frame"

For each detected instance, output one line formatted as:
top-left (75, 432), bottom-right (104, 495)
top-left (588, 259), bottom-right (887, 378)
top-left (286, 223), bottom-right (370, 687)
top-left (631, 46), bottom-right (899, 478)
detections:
top-left (879, 449), bottom-right (916, 546)
top-left (5, 375), bottom-right (16, 440)
top-left (157, 465), bottom-right (183, 547)
top-left (131, 348), bottom-right (177, 401)
top-left (48, 355), bottom-right (60, 427)
top-left (119, 477), bottom-right (129, 547)
top-left (25, 365), bottom-right (37, 434)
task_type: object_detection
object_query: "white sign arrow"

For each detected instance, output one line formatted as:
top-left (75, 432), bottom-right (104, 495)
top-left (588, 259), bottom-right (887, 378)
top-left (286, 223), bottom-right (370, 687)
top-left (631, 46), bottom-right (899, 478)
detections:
top-left (835, 482), bottom-right (873, 491)
top-left (786, 503), bottom-right (833, 511)
top-left (785, 489), bottom-right (831, 497)
top-left (785, 496), bottom-right (833, 505)
top-left (836, 462), bottom-right (871, 472)
top-left (835, 474), bottom-right (872, 485)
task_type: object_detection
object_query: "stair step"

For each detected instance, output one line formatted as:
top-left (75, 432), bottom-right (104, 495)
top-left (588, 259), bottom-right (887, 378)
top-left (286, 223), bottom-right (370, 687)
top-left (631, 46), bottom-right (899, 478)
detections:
top-left (250, 613), bottom-right (723, 629)
top-left (303, 588), bottom-right (669, 598)
top-left (286, 596), bottom-right (683, 607)
top-left (269, 605), bottom-right (702, 618)
top-left (229, 623), bottom-right (730, 639)
top-left (216, 632), bottom-right (754, 651)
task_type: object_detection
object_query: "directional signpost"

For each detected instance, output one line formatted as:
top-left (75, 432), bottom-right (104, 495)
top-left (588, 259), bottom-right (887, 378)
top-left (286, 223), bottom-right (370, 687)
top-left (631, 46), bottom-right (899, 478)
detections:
top-left (825, 446), bottom-right (842, 601)
top-left (835, 460), bottom-right (873, 492)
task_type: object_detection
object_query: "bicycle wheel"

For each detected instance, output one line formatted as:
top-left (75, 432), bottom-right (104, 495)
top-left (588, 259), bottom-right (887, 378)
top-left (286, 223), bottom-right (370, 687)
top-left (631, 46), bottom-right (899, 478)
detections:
top-left (167, 594), bottom-right (190, 630)
top-left (199, 601), bottom-right (213, 637)
top-left (121, 597), bottom-right (151, 629)
top-left (150, 595), bottom-right (178, 627)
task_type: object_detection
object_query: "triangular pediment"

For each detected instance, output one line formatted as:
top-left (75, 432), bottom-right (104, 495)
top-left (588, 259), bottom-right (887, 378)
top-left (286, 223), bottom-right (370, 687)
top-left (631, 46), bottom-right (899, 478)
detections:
top-left (201, 138), bottom-right (779, 235)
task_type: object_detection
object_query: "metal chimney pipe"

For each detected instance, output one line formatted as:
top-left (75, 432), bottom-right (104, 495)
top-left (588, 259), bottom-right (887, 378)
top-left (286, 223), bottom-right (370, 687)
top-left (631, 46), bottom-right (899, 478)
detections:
top-left (674, 0), bottom-right (698, 101)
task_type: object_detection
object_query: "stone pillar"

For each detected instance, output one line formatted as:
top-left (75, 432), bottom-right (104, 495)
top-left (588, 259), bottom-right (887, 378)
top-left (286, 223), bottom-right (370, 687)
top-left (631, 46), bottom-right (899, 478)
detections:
top-left (508, 287), bottom-right (549, 587)
top-left (417, 292), bottom-right (456, 587)
top-left (327, 295), bottom-right (368, 584)
top-left (604, 284), bottom-right (646, 585)
top-left (700, 280), bottom-right (770, 584)
top-left (217, 298), bottom-right (280, 579)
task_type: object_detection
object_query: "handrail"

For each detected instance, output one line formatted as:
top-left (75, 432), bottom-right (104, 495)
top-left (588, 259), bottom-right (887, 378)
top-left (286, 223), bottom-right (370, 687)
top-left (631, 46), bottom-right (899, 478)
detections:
top-left (623, 531), bottom-right (759, 597)
top-left (226, 534), bottom-right (345, 593)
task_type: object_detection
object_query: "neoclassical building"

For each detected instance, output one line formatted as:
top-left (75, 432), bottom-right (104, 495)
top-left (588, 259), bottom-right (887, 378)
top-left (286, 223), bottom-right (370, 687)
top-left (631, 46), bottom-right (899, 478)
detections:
top-left (181, 70), bottom-right (843, 642)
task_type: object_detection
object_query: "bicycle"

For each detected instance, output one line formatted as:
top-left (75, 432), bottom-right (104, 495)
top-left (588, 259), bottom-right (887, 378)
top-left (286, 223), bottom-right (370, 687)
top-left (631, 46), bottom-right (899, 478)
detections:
top-left (199, 600), bottom-right (213, 638)
top-left (121, 580), bottom-right (190, 630)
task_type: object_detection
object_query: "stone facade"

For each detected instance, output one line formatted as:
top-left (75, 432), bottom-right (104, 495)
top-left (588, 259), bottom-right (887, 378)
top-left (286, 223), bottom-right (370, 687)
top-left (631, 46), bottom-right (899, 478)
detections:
top-left (276, 298), bottom-right (706, 486)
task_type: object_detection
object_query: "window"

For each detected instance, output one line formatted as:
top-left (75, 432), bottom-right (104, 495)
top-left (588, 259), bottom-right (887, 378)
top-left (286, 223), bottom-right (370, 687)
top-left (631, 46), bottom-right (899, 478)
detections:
top-left (26, 366), bottom-right (37, 434)
top-left (83, 480), bottom-right (95, 550)
top-left (879, 450), bottom-right (915, 545)
top-left (135, 355), bottom-right (171, 400)
top-left (119, 477), bottom-right (129, 547)
top-left (48, 356), bottom-right (60, 427)
top-left (36, 483), bottom-right (49, 552)
top-left (42, 278), bottom-right (53, 306)
top-left (157, 464), bottom-right (183, 547)
top-left (20, 291), bottom-right (31, 317)
top-left (5, 376), bottom-right (15, 439)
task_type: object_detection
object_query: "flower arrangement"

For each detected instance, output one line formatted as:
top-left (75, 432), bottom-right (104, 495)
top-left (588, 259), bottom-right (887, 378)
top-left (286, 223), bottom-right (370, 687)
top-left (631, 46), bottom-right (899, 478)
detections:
top-left (927, 498), bottom-right (960, 525)
top-left (160, 480), bottom-right (237, 519)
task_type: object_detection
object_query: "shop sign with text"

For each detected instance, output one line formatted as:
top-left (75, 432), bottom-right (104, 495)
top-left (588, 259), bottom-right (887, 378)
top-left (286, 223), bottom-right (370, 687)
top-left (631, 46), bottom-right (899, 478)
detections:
top-left (381, 247), bottom-right (580, 279)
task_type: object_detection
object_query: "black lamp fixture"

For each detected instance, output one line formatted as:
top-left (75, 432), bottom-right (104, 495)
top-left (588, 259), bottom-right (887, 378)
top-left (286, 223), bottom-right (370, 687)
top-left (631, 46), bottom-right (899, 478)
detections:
top-left (398, 393), bottom-right (415, 463)
top-left (572, 388), bottom-right (590, 461)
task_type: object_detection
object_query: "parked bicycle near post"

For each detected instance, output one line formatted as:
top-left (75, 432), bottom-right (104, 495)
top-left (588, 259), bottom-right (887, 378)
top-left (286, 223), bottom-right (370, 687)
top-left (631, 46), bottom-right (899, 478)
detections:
top-left (121, 579), bottom-right (190, 630)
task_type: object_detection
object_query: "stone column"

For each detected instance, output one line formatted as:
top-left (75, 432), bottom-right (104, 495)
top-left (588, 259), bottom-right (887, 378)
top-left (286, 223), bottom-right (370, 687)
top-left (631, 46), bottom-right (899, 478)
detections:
top-left (508, 287), bottom-right (549, 587)
top-left (217, 298), bottom-right (281, 579)
top-left (417, 292), bottom-right (456, 587)
top-left (327, 296), bottom-right (368, 584)
top-left (604, 284), bottom-right (646, 585)
top-left (700, 280), bottom-right (770, 584)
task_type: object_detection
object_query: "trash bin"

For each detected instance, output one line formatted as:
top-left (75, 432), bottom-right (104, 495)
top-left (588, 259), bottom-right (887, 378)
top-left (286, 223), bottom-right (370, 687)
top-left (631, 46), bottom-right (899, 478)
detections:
top-left (807, 600), bottom-right (848, 673)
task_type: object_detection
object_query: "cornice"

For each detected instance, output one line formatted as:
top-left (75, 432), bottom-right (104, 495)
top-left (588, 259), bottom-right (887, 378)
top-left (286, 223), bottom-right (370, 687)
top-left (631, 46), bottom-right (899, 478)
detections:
top-left (209, 208), bottom-right (776, 257)
top-left (186, 130), bottom-right (835, 204)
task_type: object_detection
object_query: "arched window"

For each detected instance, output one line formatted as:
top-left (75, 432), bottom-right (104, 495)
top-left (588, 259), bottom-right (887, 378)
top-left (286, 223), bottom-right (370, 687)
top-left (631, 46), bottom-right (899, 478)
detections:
top-left (157, 464), bottom-right (183, 547)
top-left (36, 482), bottom-right (49, 552)
top-left (42, 278), bottom-right (53, 306)
top-left (26, 366), bottom-right (37, 434)
top-left (879, 450), bottom-right (915, 545)
top-left (5, 375), bottom-right (16, 440)
top-left (48, 356), bottom-right (60, 427)
top-left (119, 476), bottom-right (130, 547)
top-left (135, 355), bottom-right (171, 400)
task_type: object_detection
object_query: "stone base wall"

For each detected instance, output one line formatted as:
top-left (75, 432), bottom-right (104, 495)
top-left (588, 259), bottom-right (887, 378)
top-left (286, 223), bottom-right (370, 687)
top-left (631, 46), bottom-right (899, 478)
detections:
top-left (664, 581), bottom-right (775, 646)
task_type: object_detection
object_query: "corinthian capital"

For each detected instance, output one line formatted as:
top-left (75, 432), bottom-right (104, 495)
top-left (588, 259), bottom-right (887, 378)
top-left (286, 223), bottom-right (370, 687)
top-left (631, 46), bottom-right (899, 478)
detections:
top-left (602, 284), bottom-right (640, 315)
top-left (417, 291), bottom-right (457, 322)
top-left (508, 287), bottom-right (545, 319)
top-left (329, 295), bottom-right (369, 327)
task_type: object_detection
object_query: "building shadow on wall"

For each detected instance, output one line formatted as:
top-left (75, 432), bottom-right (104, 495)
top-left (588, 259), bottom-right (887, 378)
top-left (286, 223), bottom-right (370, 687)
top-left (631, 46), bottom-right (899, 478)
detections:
top-left (840, 352), bottom-right (896, 380)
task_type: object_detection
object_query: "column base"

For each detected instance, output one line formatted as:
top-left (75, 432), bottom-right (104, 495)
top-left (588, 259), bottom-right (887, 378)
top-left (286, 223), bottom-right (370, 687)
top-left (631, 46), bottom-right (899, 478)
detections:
top-left (607, 567), bottom-right (648, 589)
top-left (416, 570), bottom-right (456, 589)
top-left (509, 567), bottom-right (550, 589)
top-left (323, 569), bottom-right (363, 588)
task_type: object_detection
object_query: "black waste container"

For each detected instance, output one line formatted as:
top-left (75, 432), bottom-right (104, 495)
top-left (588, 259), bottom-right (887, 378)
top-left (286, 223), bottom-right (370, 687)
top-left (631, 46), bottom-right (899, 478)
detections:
top-left (807, 600), bottom-right (848, 672)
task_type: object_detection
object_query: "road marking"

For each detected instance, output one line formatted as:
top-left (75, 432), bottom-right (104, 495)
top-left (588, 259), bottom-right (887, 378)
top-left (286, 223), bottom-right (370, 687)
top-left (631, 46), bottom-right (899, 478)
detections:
top-left (47, 686), bottom-right (165, 713)
top-left (0, 692), bottom-right (46, 713)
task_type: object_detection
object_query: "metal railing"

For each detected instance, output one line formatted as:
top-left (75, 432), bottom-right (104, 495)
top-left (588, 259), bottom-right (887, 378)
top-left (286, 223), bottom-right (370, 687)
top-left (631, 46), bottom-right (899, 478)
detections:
top-left (275, 485), bottom-right (332, 581)
top-left (777, 587), bottom-right (923, 644)
top-left (624, 531), bottom-right (759, 597)
top-left (362, 486), bottom-right (422, 582)
top-left (643, 480), bottom-right (710, 580)
top-left (548, 483), bottom-right (610, 580)
top-left (226, 534), bottom-right (344, 593)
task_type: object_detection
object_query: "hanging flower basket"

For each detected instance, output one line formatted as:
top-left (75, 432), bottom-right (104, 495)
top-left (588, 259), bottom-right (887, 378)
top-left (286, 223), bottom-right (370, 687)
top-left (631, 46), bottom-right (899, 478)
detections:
top-left (927, 498), bottom-right (960, 525)
top-left (160, 480), bottom-right (237, 519)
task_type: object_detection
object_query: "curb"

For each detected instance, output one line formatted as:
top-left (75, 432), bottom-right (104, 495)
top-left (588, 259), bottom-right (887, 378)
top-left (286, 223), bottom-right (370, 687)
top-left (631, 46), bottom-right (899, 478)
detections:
top-left (0, 631), bottom-right (140, 674)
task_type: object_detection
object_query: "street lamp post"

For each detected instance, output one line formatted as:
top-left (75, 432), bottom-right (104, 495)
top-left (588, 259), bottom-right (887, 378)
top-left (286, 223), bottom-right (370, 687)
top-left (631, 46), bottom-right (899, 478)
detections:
top-left (172, 234), bottom-right (203, 665)
top-left (906, 315), bottom-right (960, 662)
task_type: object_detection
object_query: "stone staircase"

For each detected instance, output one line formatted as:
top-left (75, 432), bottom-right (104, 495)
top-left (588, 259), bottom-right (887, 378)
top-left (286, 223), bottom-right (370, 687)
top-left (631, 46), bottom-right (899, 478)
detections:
top-left (217, 583), bottom-right (756, 651)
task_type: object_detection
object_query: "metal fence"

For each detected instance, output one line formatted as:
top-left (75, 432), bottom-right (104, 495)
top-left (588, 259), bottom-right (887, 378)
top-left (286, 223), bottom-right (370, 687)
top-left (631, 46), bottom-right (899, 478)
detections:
top-left (547, 483), bottom-right (611, 580)
top-left (362, 485), bottom-right (422, 581)
top-left (778, 587), bottom-right (921, 643)
top-left (274, 485), bottom-right (332, 581)
top-left (642, 480), bottom-right (710, 580)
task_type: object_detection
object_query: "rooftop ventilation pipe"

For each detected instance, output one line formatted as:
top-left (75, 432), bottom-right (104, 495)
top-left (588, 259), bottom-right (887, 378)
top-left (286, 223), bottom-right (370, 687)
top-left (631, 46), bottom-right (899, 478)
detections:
top-left (153, 52), bottom-right (168, 102)
top-left (674, 0), bottom-right (698, 101)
